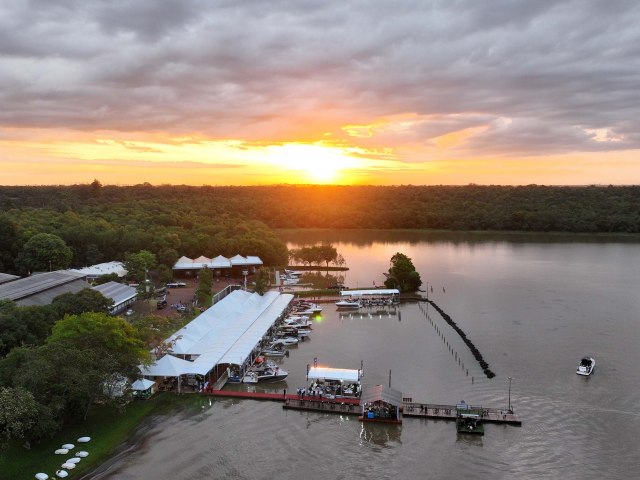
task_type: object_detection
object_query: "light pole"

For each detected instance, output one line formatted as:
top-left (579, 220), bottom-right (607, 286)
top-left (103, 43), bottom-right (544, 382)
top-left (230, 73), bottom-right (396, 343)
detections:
top-left (507, 376), bottom-right (512, 413)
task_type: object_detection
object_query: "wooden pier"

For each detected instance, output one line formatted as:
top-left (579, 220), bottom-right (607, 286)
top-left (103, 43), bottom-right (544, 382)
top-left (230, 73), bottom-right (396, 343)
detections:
top-left (402, 401), bottom-right (521, 425)
top-left (203, 390), bottom-right (521, 426)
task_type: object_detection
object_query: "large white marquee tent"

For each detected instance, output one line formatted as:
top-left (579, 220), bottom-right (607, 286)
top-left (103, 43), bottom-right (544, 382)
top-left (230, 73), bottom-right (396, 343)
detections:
top-left (141, 289), bottom-right (293, 379)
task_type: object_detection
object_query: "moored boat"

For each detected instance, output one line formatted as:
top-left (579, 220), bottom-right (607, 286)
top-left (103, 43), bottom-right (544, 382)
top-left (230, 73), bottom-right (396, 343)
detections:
top-left (576, 356), bottom-right (595, 376)
top-left (455, 402), bottom-right (484, 435)
top-left (335, 299), bottom-right (361, 309)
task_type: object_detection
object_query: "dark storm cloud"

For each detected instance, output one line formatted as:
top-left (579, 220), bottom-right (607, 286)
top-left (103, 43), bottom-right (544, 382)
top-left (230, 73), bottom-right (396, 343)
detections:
top-left (1, 0), bottom-right (639, 157)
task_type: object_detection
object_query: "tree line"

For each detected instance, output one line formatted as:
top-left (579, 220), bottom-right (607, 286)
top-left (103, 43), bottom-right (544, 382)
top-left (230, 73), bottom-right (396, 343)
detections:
top-left (2, 184), bottom-right (640, 243)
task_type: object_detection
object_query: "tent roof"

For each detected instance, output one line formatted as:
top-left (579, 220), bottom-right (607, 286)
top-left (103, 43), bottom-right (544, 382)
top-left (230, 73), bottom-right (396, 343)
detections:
top-left (211, 255), bottom-right (232, 268)
top-left (131, 378), bottom-right (155, 390)
top-left (69, 261), bottom-right (127, 278)
top-left (340, 289), bottom-right (400, 297)
top-left (140, 355), bottom-right (194, 377)
top-left (142, 290), bottom-right (294, 377)
top-left (307, 367), bottom-right (360, 382)
top-left (361, 385), bottom-right (403, 406)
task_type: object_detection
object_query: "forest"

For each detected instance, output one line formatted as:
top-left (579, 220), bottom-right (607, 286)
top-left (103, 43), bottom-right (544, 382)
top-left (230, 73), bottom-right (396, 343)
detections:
top-left (1, 183), bottom-right (640, 274)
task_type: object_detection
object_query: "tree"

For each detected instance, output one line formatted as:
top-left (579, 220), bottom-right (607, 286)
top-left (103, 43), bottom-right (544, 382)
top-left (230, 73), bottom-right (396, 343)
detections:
top-left (17, 233), bottom-right (73, 274)
top-left (253, 267), bottom-right (271, 295)
top-left (317, 244), bottom-right (338, 267)
top-left (124, 250), bottom-right (157, 299)
top-left (195, 267), bottom-right (213, 306)
top-left (93, 272), bottom-right (120, 285)
top-left (384, 252), bottom-right (422, 293)
top-left (51, 288), bottom-right (114, 317)
top-left (0, 214), bottom-right (19, 273)
top-left (123, 250), bottom-right (157, 283)
top-left (0, 386), bottom-right (40, 446)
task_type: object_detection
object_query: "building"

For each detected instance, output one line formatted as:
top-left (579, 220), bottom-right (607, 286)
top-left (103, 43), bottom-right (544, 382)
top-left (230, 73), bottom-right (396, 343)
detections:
top-left (0, 273), bottom-right (20, 285)
top-left (172, 254), bottom-right (263, 277)
top-left (0, 271), bottom-right (89, 306)
top-left (69, 261), bottom-right (127, 281)
top-left (91, 281), bottom-right (137, 315)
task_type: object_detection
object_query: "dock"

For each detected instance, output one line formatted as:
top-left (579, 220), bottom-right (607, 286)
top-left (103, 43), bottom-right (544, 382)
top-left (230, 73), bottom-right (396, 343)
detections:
top-left (203, 390), bottom-right (521, 425)
top-left (402, 401), bottom-right (521, 425)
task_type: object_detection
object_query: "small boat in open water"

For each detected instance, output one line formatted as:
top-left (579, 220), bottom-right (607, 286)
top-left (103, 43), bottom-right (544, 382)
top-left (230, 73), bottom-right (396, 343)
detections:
top-left (576, 356), bottom-right (595, 376)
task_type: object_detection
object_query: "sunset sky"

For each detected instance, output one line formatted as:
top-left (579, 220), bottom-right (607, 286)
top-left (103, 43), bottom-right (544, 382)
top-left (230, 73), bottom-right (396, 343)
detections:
top-left (1, 1), bottom-right (640, 186)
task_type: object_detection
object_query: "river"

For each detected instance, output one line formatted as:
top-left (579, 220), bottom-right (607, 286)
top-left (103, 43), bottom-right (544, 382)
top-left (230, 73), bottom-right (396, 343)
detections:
top-left (86, 231), bottom-right (640, 480)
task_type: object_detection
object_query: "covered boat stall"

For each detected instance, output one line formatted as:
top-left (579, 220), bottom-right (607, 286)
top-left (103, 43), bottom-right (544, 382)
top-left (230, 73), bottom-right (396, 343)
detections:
top-left (306, 366), bottom-right (362, 399)
top-left (360, 385), bottom-right (403, 424)
top-left (339, 289), bottom-right (400, 307)
top-left (140, 290), bottom-right (293, 391)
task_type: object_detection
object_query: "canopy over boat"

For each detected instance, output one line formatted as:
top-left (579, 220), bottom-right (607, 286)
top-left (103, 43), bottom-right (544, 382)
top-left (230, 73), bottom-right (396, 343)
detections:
top-left (307, 366), bottom-right (360, 382)
top-left (340, 289), bottom-right (399, 297)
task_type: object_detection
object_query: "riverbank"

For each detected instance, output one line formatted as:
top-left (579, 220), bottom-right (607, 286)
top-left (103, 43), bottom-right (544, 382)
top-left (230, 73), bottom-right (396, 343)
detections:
top-left (0, 393), bottom-right (199, 480)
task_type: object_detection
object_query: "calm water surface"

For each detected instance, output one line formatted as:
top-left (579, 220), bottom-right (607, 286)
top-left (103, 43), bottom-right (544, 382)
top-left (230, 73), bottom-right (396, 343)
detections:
top-left (88, 231), bottom-right (640, 480)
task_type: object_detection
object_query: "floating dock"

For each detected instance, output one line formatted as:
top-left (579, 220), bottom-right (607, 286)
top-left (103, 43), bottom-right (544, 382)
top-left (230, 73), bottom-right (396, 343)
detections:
top-left (203, 390), bottom-right (521, 425)
top-left (402, 401), bottom-right (521, 425)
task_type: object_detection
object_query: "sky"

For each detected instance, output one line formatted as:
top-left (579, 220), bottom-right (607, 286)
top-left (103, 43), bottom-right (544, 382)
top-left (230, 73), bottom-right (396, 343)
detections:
top-left (1, 0), bottom-right (640, 186)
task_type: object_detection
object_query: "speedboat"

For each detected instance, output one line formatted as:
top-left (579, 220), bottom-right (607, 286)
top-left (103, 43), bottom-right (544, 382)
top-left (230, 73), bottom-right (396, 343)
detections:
top-left (576, 356), bottom-right (595, 376)
top-left (242, 372), bottom-right (259, 383)
top-left (335, 299), bottom-right (361, 309)
top-left (271, 337), bottom-right (299, 346)
top-left (261, 345), bottom-right (289, 357)
top-left (255, 366), bottom-right (288, 382)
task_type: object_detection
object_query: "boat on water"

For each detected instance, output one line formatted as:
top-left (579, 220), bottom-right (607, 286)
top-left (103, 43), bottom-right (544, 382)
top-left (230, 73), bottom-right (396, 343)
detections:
top-left (261, 345), bottom-right (290, 357)
top-left (247, 361), bottom-right (289, 382)
top-left (270, 337), bottom-right (299, 346)
top-left (335, 299), bottom-right (361, 309)
top-left (455, 402), bottom-right (484, 435)
top-left (576, 356), bottom-right (595, 376)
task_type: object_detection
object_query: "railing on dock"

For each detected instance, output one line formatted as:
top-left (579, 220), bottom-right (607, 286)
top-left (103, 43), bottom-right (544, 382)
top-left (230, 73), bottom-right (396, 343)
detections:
top-left (402, 402), bottom-right (521, 425)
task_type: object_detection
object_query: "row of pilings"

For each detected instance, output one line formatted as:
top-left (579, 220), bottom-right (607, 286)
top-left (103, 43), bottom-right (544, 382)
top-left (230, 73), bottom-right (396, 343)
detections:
top-left (420, 299), bottom-right (496, 379)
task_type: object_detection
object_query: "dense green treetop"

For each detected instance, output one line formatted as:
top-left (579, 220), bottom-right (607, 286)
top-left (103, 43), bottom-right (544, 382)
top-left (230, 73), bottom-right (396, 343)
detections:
top-left (384, 252), bottom-right (422, 293)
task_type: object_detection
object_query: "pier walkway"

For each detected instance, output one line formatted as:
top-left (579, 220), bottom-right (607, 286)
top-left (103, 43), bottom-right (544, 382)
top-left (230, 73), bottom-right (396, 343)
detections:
top-left (203, 390), bottom-right (520, 425)
top-left (402, 402), bottom-right (521, 425)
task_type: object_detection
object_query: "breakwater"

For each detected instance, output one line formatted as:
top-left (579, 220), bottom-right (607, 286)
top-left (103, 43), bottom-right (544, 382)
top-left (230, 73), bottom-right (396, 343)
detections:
top-left (421, 300), bottom-right (496, 379)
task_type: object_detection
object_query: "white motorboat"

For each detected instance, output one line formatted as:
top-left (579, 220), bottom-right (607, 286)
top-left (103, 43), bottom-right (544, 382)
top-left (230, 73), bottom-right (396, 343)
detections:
top-left (271, 337), bottom-right (299, 346)
top-left (335, 300), bottom-right (361, 309)
top-left (242, 372), bottom-right (259, 383)
top-left (576, 356), bottom-right (595, 376)
top-left (261, 346), bottom-right (289, 357)
top-left (255, 366), bottom-right (288, 382)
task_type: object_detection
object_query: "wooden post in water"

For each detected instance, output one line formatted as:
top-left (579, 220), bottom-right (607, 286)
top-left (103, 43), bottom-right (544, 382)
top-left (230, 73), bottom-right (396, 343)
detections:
top-left (389, 369), bottom-right (392, 388)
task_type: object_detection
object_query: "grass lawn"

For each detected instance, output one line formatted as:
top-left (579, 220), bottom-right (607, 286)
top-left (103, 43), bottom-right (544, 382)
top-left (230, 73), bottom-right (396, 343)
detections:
top-left (0, 393), bottom-right (199, 480)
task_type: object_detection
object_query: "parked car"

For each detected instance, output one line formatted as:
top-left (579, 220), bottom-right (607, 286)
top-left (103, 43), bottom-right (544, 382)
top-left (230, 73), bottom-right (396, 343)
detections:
top-left (157, 299), bottom-right (168, 310)
top-left (125, 309), bottom-right (134, 316)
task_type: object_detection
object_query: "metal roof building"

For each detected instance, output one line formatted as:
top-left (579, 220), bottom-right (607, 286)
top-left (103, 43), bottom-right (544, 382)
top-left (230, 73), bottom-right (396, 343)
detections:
top-left (0, 273), bottom-right (19, 285)
top-left (92, 281), bottom-right (137, 314)
top-left (0, 271), bottom-right (89, 306)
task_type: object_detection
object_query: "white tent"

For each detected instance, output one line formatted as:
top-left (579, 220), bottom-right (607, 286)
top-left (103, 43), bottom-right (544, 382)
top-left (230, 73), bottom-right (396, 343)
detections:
top-left (131, 378), bottom-right (156, 391)
top-left (340, 289), bottom-right (400, 297)
top-left (140, 355), bottom-right (193, 377)
top-left (307, 367), bottom-right (361, 382)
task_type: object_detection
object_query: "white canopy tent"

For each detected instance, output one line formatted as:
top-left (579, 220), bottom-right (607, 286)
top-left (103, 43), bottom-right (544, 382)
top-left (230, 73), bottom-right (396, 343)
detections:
top-left (307, 367), bottom-right (361, 382)
top-left (340, 289), bottom-right (400, 297)
top-left (140, 290), bottom-right (293, 379)
top-left (140, 354), bottom-right (194, 377)
top-left (131, 378), bottom-right (156, 391)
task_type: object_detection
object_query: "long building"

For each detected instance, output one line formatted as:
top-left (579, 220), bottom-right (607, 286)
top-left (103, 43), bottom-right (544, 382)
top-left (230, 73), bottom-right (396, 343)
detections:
top-left (141, 289), bottom-right (292, 385)
top-left (0, 270), bottom-right (89, 306)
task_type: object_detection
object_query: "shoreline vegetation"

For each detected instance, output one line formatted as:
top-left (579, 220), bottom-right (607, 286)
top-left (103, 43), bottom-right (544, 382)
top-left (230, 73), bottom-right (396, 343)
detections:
top-left (0, 394), bottom-right (200, 480)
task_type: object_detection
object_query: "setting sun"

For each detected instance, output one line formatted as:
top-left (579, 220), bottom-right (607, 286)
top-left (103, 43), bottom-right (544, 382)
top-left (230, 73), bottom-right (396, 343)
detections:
top-left (260, 143), bottom-right (363, 184)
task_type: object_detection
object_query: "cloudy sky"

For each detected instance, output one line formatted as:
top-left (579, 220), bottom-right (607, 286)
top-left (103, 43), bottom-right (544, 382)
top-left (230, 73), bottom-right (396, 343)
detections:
top-left (1, 0), bottom-right (639, 185)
